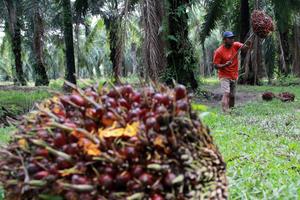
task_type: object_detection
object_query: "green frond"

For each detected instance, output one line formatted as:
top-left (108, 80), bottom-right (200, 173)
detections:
top-left (200, 0), bottom-right (227, 43)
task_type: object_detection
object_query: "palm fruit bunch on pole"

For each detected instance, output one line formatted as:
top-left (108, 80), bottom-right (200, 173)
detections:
top-left (0, 82), bottom-right (227, 200)
top-left (251, 10), bottom-right (274, 38)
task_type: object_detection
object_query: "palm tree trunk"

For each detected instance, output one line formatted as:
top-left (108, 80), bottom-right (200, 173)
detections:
top-left (166, 0), bottom-right (198, 89)
top-left (142, 0), bottom-right (166, 82)
top-left (32, 1), bottom-right (49, 86)
top-left (105, 17), bottom-right (124, 83)
top-left (62, 0), bottom-right (76, 88)
top-left (279, 30), bottom-right (291, 75)
top-left (131, 43), bottom-right (138, 75)
top-left (239, 0), bottom-right (250, 42)
top-left (293, 16), bottom-right (300, 77)
top-left (4, 0), bottom-right (26, 85)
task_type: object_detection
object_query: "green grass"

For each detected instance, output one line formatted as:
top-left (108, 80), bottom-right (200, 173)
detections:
top-left (202, 84), bottom-right (300, 199)
top-left (0, 90), bottom-right (50, 120)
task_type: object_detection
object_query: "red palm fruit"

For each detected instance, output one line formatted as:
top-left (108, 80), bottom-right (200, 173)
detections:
top-left (107, 89), bottom-right (119, 98)
top-left (127, 180), bottom-right (143, 191)
top-left (121, 146), bottom-right (138, 159)
top-left (101, 112), bottom-right (116, 127)
top-left (151, 194), bottom-right (165, 200)
top-left (132, 92), bottom-right (141, 103)
top-left (53, 133), bottom-right (67, 147)
top-left (156, 105), bottom-right (168, 115)
top-left (85, 91), bottom-right (98, 100)
top-left (60, 95), bottom-right (71, 106)
top-left (84, 119), bottom-right (98, 132)
top-left (105, 97), bottom-right (117, 108)
top-left (48, 164), bottom-right (59, 175)
top-left (131, 165), bottom-right (144, 178)
top-left (72, 174), bottom-right (89, 185)
top-left (56, 157), bottom-right (72, 170)
top-left (128, 108), bottom-right (141, 119)
top-left (116, 171), bottom-right (131, 187)
top-left (52, 106), bottom-right (66, 118)
top-left (79, 193), bottom-right (93, 200)
top-left (176, 100), bottom-right (189, 112)
top-left (121, 85), bottom-right (134, 97)
top-left (37, 130), bottom-right (49, 139)
top-left (175, 85), bottom-right (187, 100)
top-left (146, 117), bottom-right (156, 129)
top-left (27, 163), bottom-right (41, 174)
top-left (33, 171), bottom-right (49, 180)
top-left (85, 108), bottom-right (98, 119)
top-left (35, 148), bottom-right (49, 157)
top-left (103, 165), bottom-right (116, 176)
top-left (153, 93), bottom-right (164, 104)
top-left (63, 143), bottom-right (79, 155)
top-left (70, 94), bottom-right (86, 107)
top-left (163, 172), bottom-right (176, 187)
top-left (161, 95), bottom-right (170, 106)
top-left (119, 98), bottom-right (130, 109)
top-left (98, 174), bottom-right (113, 189)
top-left (65, 191), bottom-right (78, 200)
top-left (139, 173), bottom-right (154, 186)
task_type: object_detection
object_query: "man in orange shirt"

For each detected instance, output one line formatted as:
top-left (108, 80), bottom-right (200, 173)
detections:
top-left (213, 31), bottom-right (251, 112)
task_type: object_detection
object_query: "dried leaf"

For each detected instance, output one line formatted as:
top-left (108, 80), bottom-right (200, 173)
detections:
top-left (123, 122), bottom-right (139, 137)
top-left (18, 139), bottom-right (28, 150)
top-left (78, 138), bottom-right (101, 156)
top-left (98, 122), bottom-right (139, 138)
top-left (153, 135), bottom-right (165, 148)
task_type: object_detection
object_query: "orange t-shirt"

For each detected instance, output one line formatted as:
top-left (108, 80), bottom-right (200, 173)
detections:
top-left (213, 42), bottom-right (243, 80)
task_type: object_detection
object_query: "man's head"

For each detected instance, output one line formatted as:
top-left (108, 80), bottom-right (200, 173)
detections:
top-left (223, 31), bottom-right (235, 48)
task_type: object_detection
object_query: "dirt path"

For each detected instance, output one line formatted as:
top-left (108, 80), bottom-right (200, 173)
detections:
top-left (195, 85), bottom-right (261, 108)
top-left (0, 85), bottom-right (49, 92)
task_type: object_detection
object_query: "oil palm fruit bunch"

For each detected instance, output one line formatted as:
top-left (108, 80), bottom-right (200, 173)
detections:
top-left (262, 92), bottom-right (275, 101)
top-left (0, 82), bottom-right (227, 200)
top-left (251, 10), bottom-right (274, 38)
top-left (278, 92), bottom-right (295, 102)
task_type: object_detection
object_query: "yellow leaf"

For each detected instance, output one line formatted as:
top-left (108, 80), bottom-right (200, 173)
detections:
top-left (18, 139), bottom-right (28, 150)
top-left (123, 122), bottom-right (139, 137)
top-left (98, 122), bottom-right (139, 138)
top-left (154, 135), bottom-right (166, 148)
top-left (78, 138), bottom-right (101, 156)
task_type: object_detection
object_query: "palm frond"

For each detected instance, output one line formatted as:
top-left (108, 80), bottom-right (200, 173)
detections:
top-left (200, 0), bottom-right (226, 43)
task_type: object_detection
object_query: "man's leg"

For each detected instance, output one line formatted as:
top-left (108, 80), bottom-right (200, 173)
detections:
top-left (229, 80), bottom-right (237, 108)
top-left (222, 92), bottom-right (230, 112)
top-left (220, 79), bottom-right (230, 113)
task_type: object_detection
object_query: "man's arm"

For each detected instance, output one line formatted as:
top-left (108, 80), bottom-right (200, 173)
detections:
top-left (214, 61), bottom-right (232, 69)
top-left (213, 50), bottom-right (231, 69)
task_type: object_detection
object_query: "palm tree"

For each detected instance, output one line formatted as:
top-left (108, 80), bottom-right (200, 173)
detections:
top-left (293, 15), bottom-right (300, 77)
top-left (62, 0), bottom-right (76, 87)
top-left (141, 0), bottom-right (166, 82)
top-left (32, 0), bottom-right (49, 86)
top-left (3, 0), bottom-right (27, 85)
top-left (165, 0), bottom-right (198, 89)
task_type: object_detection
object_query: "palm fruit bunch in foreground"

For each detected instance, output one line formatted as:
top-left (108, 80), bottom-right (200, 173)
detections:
top-left (251, 10), bottom-right (274, 38)
top-left (0, 83), bottom-right (227, 200)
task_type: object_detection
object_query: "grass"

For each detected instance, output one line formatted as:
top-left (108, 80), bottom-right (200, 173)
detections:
top-left (202, 84), bottom-right (300, 199)
top-left (0, 79), bottom-right (300, 199)
top-left (0, 90), bottom-right (50, 120)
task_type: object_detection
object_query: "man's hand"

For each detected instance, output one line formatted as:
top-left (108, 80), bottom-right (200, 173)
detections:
top-left (214, 60), bottom-right (232, 69)
top-left (224, 60), bottom-right (232, 67)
